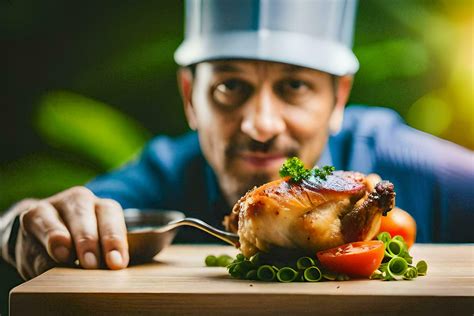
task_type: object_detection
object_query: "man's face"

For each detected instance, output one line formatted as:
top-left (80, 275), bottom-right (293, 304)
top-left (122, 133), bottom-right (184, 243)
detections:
top-left (181, 60), bottom-right (351, 205)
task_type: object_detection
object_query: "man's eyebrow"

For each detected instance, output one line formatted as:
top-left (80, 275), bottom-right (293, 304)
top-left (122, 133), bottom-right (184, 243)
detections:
top-left (280, 64), bottom-right (307, 73)
top-left (211, 64), bottom-right (243, 73)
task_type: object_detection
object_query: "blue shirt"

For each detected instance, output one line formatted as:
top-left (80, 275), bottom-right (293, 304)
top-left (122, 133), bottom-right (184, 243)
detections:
top-left (87, 106), bottom-right (474, 243)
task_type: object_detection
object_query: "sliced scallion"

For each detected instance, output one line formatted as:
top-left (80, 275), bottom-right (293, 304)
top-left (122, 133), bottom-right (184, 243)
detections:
top-left (235, 254), bottom-right (245, 262)
top-left (296, 256), bottom-right (315, 270)
top-left (416, 260), bottom-right (428, 276)
top-left (249, 253), bottom-right (261, 266)
top-left (217, 255), bottom-right (233, 267)
top-left (387, 256), bottom-right (408, 278)
top-left (377, 232), bottom-right (391, 244)
top-left (245, 269), bottom-right (258, 280)
top-left (403, 266), bottom-right (418, 280)
top-left (392, 235), bottom-right (406, 244)
top-left (205, 255), bottom-right (217, 266)
top-left (277, 267), bottom-right (298, 282)
top-left (303, 266), bottom-right (322, 282)
top-left (387, 239), bottom-right (405, 257)
top-left (322, 270), bottom-right (337, 281)
top-left (257, 265), bottom-right (276, 282)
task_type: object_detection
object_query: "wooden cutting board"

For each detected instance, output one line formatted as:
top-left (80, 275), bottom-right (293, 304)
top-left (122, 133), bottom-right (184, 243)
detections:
top-left (9, 244), bottom-right (474, 315)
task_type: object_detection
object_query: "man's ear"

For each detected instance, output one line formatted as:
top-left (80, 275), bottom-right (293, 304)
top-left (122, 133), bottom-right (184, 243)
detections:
top-left (177, 67), bottom-right (197, 131)
top-left (329, 75), bottom-right (353, 135)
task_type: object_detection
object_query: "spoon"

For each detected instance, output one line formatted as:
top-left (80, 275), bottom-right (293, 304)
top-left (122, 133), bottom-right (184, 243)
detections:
top-left (124, 208), bottom-right (239, 263)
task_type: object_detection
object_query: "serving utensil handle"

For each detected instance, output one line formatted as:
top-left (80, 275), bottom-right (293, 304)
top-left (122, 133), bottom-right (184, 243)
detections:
top-left (166, 218), bottom-right (240, 247)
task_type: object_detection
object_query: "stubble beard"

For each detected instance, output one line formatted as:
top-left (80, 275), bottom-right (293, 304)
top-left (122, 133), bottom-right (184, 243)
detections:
top-left (219, 167), bottom-right (275, 207)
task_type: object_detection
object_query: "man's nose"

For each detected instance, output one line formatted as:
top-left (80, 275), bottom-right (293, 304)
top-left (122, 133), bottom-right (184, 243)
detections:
top-left (241, 86), bottom-right (286, 143)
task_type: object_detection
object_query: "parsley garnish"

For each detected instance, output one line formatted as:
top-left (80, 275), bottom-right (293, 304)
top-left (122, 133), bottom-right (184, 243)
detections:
top-left (279, 157), bottom-right (335, 182)
top-left (278, 157), bottom-right (311, 182)
top-left (313, 165), bottom-right (336, 181)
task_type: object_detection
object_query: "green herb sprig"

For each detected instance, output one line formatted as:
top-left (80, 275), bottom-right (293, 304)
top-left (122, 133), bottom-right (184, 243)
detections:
top-left (370, 232), bottom-right (428, 281)
top-left (279, 157), bottom-right (335, 182)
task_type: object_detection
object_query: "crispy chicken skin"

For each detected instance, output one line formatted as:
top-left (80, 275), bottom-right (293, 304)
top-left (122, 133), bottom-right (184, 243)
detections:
top-left (223, 171), bottom-right (395, 257)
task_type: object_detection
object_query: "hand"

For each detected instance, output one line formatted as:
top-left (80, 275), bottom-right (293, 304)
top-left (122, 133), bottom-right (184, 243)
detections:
top-left (11, 187), bottom-right (129, 279)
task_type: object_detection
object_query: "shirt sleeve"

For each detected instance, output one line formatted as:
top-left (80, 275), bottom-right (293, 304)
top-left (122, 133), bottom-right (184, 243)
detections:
top-left (86, 142), bottom-right (166, 209)
top-left (435, 144), bottom-right (474, 242)
top-left (368, 108), bottom-right (474, 242)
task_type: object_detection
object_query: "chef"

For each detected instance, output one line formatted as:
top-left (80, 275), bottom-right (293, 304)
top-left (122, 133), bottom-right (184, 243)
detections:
top-left (1, 0), bottom-right (473, 280)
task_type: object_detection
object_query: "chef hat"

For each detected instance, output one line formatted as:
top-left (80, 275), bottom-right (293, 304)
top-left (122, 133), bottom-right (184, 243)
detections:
top-left (174, 0), bottom-right (359, 76)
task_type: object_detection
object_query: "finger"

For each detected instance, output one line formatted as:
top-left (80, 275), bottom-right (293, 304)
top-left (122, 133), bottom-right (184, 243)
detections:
top-left (33, 251), bottom-right (56, 277)
top-left (96, 199), bottom-right (129, 270)
top-left (20, 201), bottom-right (73, 263)
top-left (52, 187), bottom-right (101, 269)
top-left (15, 227), bottom-right (37, 280)
top-left (15, 228), bottom-right (52, 280)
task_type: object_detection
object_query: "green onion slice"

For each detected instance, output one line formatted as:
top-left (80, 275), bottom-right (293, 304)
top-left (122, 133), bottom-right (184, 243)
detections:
top-left (229, 263), bottom-right (242, 278)
top-left (403, 253), bottom-right (413, 264)
top-left (232, 261), bottom-right (254, 277)
top-left (257, 265), bottom-right (276, 282)
top-left (377, 232), bottom-right (392, 244)
top-left (416, 260), bottom-right (428, 276)
top-left (303, 266), bottom-right (322, 282)
top-left (236, 254), bottom-right (245, 262)
top-left (322, 270), bottom-right (337, 281)
top-left (217, 255), bottom-right (233, 267)
top-left (249, 253), bottom-right (261, 266)
top-left (403, 266), bottom-right (418, 280)
top-left (205, 255), bottom-right (217, 266)
top-left (387, 256), bottom-right (408, 277)
top-left (392, 235), bottom-right (406, 244)
top-left (387, 239), bottom-right (405, 257)
top-left (296, 256), bottom-right (315, 270)
top-left (245, 269), bottom-right (258, 280)
top-left (227, 262), bottom-right (238, 271)
top-left (277, 267), bottom-right (298, 283)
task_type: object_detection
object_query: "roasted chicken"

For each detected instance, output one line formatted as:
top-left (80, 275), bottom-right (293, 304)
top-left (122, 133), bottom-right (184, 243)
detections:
top-left (223, 171), bottom-right (395, 257)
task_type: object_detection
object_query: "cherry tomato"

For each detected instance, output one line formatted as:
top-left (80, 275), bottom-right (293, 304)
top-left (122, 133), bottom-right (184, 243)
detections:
top-left (316, 241), bottom-right (385, 277)
top-left (379, 207), bottom-right (417, 248)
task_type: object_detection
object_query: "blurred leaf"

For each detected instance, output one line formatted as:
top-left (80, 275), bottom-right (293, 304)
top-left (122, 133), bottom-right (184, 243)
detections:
top-left (355, 39), bottom-right (429, 82)
top-left (74, 37), bottom-right (181, 94)
top-left (0, 154), bottom-right (97, 212)
top-left (36, 91), bottom-right (151, 170)
top-left (375, 0), bottom-right (454, 56)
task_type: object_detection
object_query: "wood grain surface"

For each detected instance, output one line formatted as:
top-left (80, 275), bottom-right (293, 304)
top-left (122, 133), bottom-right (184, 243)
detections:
top-left (9, 244), bottom-right (474, 315)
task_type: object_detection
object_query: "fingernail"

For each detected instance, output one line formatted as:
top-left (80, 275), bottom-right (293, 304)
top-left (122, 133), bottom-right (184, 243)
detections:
top-left (82, 252), bottom-right (98, 269)
top-left (53, 246), bottom-right (70, 262)
top-left (107, 250), bottom-right (123, 268)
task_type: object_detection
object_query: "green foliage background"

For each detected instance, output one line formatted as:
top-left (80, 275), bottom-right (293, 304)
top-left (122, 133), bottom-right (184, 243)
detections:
top-left (2, 0), bottom-right (473, 212)
top-left (1, 0), bottom-right (473, 314)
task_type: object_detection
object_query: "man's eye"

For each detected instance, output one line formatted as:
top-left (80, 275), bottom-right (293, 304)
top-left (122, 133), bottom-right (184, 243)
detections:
top-left (283, 80), bottom-right (309, 92)
top-left (213, 79), bottom-right (252, 108)
top-left (275, 79), bottom-right (312, 104)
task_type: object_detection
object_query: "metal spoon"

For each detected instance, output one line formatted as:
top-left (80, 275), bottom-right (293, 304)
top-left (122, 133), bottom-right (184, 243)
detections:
top-left (124, 209), bottom-right (239, 263)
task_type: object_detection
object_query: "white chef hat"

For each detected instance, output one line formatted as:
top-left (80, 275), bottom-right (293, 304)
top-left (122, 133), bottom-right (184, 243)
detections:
top-left (174, 0), bottom-right (359, 76)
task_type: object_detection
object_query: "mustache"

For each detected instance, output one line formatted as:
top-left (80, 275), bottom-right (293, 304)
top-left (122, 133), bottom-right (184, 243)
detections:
top-left (225, 136), bottom-right (299, 158)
